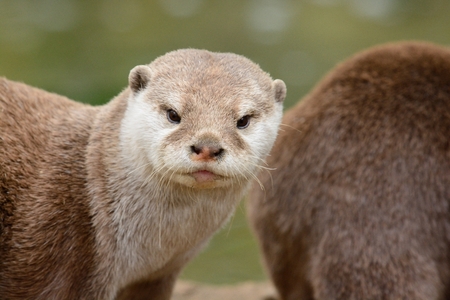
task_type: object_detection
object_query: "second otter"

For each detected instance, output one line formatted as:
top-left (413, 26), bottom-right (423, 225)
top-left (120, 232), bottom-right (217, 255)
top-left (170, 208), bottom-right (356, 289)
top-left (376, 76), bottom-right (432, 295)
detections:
top-left (249, 41), bottom-right (450, 300)
top-left (0, 49), bottom-right (286, 299)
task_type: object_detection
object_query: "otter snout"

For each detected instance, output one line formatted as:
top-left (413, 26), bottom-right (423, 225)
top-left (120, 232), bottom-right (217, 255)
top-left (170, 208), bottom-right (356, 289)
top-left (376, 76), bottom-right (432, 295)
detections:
top-left (190, 141), bottom-right (224, 161)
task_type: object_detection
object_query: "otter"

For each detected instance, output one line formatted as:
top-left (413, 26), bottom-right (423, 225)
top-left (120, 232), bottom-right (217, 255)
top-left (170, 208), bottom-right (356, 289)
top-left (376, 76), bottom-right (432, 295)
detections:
top-left (248, 41), bottom-right (450, 300)
top-left (0, 49), bottom-right (286, 300)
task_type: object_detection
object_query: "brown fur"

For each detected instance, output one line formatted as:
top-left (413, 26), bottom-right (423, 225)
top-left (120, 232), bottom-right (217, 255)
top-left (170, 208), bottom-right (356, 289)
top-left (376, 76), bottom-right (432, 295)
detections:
top-left (248, 41), bottom-right (450, 300)
top-left (0, 79), bottom-right (98, 299)
top-left (0, 49), bottom-right (286, 299)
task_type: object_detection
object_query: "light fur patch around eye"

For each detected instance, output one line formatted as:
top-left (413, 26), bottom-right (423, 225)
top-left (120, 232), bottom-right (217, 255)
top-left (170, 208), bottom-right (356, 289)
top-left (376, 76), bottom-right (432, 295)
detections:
top-left (145, 87), bottom-right (182, 111)
top-left (236, 100), bottom-right (265, 121)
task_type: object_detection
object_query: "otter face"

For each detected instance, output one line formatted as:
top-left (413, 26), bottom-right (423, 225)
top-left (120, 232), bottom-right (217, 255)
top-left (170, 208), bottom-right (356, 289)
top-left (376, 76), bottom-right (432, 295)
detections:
top-left (121, 49), bottom-right (285, 190)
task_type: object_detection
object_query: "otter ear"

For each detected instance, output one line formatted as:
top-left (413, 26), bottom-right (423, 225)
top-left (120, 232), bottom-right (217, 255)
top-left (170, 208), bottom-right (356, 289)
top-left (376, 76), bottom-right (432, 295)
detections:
top-left (129, 65), bottom-right (152, 93)
top-left (272, 79), bottom-right (286, 103)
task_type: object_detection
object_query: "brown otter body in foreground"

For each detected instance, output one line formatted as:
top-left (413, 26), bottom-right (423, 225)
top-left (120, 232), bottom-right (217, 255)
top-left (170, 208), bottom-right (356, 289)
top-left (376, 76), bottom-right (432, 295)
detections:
top-left (249, 42), bottom-right (450, 300)
top-left (0, 49), bottom-right (286, 299)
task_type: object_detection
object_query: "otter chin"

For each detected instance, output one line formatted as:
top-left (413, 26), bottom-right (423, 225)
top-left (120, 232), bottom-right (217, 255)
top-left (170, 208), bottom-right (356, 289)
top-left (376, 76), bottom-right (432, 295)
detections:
top-left (0, 48), bottom-right (286, 300)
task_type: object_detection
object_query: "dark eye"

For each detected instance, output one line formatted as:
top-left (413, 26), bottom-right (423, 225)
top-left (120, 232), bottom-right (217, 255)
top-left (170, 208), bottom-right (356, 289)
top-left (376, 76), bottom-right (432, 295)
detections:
top-left (237, 115), bottom-right (251, 129)
top-left (167, 109), bottom-right (181, 124)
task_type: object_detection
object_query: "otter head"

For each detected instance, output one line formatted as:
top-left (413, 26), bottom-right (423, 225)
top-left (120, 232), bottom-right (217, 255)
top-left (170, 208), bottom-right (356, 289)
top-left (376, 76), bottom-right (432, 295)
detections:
top-left (121, 49), bottom-right (285, 190)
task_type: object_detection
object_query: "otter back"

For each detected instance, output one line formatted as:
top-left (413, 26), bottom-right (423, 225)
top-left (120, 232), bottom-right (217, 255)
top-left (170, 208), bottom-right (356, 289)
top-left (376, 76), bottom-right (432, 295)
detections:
top-left (0, 79), bottom-right (98, 299)
top-left (249, 41), bottom-right (450, 300)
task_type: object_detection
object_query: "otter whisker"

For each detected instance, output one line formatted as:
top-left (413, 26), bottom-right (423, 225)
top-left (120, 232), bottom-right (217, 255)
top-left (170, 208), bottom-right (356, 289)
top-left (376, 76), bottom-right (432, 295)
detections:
top-left (279, 123), bottom-right (302, 133)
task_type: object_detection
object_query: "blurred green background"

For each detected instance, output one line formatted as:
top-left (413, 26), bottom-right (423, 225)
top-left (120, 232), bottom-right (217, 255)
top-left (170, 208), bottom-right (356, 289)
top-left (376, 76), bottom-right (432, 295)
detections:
top-left (1, 0), bottom-right (449, 285)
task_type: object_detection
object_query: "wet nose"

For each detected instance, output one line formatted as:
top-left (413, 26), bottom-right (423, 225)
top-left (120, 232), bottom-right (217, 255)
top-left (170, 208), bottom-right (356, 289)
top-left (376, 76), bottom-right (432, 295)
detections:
top-left (190, 144), bottom-right (224, 161)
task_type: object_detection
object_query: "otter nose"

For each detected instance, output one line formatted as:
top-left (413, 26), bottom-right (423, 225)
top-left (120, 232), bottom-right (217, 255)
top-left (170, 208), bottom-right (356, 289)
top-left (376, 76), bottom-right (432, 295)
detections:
top-left (190, 144), bottom-right (224, 161)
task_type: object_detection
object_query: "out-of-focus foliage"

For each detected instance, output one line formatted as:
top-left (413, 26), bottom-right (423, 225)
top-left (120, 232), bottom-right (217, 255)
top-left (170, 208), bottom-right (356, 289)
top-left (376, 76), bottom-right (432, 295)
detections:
top-left (1, 0), bottom-right (449, 108)
top-left (1, 0), bottom-right (449, 284)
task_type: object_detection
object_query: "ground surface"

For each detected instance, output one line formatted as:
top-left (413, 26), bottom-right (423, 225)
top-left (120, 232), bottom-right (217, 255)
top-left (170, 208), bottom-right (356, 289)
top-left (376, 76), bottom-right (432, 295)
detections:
top-left (172, 280), bottom-right (278, 300)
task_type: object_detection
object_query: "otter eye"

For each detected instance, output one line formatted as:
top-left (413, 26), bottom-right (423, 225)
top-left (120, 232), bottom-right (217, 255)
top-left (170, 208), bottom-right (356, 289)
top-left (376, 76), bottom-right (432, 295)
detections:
top-left (167, 109), bottom-right (181, 124)
top-left (237, 115), bottom-right (251, 129)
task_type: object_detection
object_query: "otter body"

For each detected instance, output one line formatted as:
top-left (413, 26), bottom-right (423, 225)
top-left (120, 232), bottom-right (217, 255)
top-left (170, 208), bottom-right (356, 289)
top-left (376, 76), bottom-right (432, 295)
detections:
top-left (249, 42), bottom-right (450, 299)
top-left (0, 49), bottom-right (286, 299)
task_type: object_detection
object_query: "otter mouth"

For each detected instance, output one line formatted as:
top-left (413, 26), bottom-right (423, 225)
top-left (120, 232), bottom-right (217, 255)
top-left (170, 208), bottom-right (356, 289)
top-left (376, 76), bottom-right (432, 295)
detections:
top-left (171, 169), bottom-right (228, 189)
top-left (190, 170), bottom-right (218, 183)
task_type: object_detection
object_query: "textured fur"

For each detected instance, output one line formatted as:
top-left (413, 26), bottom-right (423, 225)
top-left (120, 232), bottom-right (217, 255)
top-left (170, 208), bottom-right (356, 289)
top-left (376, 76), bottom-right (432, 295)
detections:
top-left (0, 49), bottom-right (286, 300)
top-left (248, 41), bottom-right (450, 300)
